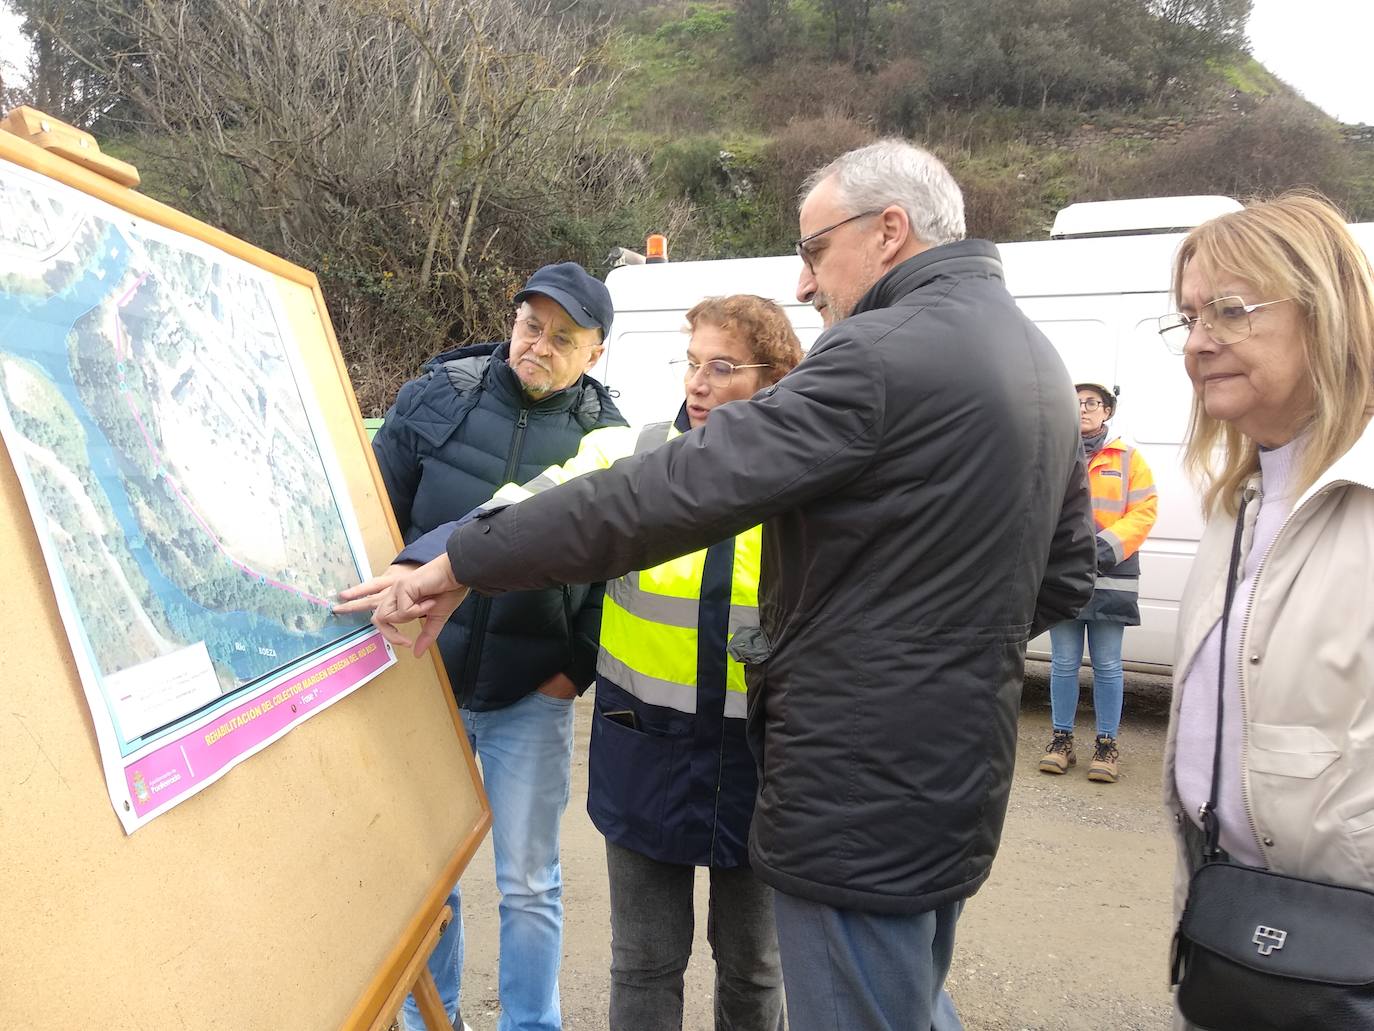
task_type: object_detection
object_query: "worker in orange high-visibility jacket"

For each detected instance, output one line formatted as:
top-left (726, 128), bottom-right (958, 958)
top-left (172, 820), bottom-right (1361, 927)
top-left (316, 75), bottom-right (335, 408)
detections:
top-left (1039, 382), bottom-right (1158, 784)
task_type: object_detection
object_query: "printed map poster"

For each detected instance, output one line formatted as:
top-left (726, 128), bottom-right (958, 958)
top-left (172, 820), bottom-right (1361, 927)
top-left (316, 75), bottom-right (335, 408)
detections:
top-left (0, 157), bottom-right (395, 832)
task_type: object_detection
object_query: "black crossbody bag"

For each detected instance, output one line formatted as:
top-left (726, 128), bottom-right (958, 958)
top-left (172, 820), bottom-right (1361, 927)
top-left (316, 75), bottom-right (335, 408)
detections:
top-left (1170, 494), bottom-right (1374, 1030)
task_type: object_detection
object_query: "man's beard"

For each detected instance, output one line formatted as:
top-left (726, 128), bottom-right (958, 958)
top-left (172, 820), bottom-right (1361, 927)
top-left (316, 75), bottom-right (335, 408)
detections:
top-left (825, 252), bottom-right (883, 326)
top-left (516, 356), bottom-right (554, 396)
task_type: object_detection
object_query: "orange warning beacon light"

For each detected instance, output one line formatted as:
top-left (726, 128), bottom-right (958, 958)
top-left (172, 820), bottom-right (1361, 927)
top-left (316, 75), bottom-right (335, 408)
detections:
top-left (645, 233), bottom-right (668, 263)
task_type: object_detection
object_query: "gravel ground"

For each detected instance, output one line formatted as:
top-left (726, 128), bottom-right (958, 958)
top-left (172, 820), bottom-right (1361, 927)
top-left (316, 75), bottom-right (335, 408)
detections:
top-left (447, 663), bottom-right (1178, 1030)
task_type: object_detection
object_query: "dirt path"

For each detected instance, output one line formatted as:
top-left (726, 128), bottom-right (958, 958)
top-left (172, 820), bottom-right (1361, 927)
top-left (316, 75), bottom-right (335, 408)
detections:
top-left (454, 669), bottom-right (1177, 1030)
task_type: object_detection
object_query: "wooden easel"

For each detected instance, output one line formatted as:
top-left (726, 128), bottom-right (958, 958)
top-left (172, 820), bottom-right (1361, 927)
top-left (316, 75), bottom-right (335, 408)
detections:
top-left (0, 109), bottom-right (490, 1031)
top-left (365, 906), bottom-right (456, 1031)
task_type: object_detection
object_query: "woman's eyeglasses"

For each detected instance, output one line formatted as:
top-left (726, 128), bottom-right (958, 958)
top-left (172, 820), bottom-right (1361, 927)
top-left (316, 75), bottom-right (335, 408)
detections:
top-left (670, 358), bottom-right (770, 387)
top-left (1156, 296), bottom-right (1293, 354)
top-left (1079, 399), bottom-right (1106, 412)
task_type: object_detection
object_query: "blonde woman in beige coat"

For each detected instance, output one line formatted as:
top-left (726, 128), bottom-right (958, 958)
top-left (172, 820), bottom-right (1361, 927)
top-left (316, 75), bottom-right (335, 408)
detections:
top-left (1157, 193), bottom-right (1374, 1028)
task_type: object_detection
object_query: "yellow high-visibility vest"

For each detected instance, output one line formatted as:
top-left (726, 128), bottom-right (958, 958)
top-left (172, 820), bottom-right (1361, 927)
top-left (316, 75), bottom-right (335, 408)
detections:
top-left (484, 420), bottom-right (761, 717)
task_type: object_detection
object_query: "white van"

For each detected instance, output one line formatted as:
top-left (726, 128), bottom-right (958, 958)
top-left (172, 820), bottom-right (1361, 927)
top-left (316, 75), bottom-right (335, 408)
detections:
top-left (589, 201), bottom-right (1374, 673)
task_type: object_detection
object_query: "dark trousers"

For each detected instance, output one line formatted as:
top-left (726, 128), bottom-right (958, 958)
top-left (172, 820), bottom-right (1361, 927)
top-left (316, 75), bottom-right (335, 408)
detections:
top-left (605, 839), bottom-right (787, 1031)
top-left (772, 890), bottom-right (964, 1031)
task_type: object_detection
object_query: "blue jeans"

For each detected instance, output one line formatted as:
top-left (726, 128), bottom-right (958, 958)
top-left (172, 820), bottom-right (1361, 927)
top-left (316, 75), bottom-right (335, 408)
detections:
top-left (772, 892), bottom-right (964, 1031)
top-left (402, 690), bottom-right (575, 1031)
top-left (1049, 619), bottom-right (1124, 737)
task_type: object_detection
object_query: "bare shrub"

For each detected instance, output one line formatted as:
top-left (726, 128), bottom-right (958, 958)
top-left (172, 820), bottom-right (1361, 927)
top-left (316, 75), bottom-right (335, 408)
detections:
top-left (952, 167), bottom-right (1033, 241)
top-left (1118, 97), bottom-right (1351, 201)
top-left (38, 0), bottom-right (656, 413)
top-left (764, 111), bottom-right (878, 207)
top-left (751, 62), bottom-right (874, 127)
top-left (872, 58), bottom-right (932, 136)
top-left (625, 85), bottom-right (722, 135)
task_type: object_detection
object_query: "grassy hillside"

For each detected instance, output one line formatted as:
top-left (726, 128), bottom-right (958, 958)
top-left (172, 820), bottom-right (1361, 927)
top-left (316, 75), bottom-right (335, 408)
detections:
top-left (602, 2), bottom-right (1374, 256)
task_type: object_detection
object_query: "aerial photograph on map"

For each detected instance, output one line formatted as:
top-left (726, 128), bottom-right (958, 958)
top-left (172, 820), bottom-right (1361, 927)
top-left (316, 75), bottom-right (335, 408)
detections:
top-left (0, 162), bottom-right (372, 750)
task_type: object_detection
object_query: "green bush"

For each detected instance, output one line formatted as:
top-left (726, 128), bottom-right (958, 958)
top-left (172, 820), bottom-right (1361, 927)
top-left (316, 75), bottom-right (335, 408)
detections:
top-left (653, 138), bottom-right (730, 202)
top-left (654, 5), bottom-right (733, 43)
top-left (763, 112), bottom-right (879, 208)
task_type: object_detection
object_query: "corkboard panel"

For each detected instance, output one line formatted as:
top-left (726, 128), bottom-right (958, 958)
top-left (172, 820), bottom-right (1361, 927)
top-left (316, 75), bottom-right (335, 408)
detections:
top-left (0, 125), bottom-right (488, 1031)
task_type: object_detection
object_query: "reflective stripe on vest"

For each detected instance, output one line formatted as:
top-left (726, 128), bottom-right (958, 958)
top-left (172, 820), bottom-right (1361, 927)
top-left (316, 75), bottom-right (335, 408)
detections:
top-left (1095, 575), bottom-right (1140, 592)
top-left (1087, 445), bottom-right (1129, 521)
top-left (596, 649), bottom-right (747, 717)
top-left (608, 570), bottom-right (759, 634)
top-left (596, 422), bottom-right (760, 718)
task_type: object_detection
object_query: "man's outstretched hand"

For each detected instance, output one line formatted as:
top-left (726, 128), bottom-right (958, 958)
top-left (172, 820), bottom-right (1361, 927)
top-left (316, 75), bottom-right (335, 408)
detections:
top-left (335, 555), bottom-right (470, 655)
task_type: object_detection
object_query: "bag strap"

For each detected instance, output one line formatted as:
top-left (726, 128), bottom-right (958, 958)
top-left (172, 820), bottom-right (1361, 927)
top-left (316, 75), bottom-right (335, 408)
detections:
top-left (1201, 492), bottom-right (1251, 862)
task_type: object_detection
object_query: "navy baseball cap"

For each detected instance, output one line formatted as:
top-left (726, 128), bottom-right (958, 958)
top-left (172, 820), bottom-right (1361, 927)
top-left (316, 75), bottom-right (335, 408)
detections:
top-left (514, 262), bottom-right (614, 337)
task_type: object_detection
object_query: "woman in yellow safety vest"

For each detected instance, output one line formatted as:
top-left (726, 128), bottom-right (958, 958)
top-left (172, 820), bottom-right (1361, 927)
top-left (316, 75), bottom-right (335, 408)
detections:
top-left (479, 295), bottom-right (803, 1030)
top-left (1039, 382), bottom-right (1158, 784)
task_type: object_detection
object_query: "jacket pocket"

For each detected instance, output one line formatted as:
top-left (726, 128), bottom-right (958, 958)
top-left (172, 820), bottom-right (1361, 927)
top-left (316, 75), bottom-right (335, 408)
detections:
top-left (1248, 723), bottom-right (1340, 779)
top-left (587, 705), bottom-right (684, 849)
top-left (409, 396), bottom-right (466, 448)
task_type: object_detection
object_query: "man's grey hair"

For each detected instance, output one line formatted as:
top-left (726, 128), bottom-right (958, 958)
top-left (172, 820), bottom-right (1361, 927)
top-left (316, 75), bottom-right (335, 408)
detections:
top-left (801, 139), bottom-right (966, 247)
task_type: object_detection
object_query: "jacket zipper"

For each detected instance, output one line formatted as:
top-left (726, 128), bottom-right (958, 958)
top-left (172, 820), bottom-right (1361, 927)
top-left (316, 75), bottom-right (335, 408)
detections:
top-left (709, 690), bottom-right (728, 865)
top-left (460, 406), bottom-right (530, 696)
top-left (504, 407), bottom-right (531, 489)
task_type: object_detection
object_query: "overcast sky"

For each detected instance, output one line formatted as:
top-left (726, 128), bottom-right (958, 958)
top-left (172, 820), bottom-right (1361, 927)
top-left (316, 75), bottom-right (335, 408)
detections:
top-left (2, 1), bottom-right (1372, 125)
top-left (1247, 0), bottom-right (1374, 124)
top-left (1, 3), bottom-right (25, 87)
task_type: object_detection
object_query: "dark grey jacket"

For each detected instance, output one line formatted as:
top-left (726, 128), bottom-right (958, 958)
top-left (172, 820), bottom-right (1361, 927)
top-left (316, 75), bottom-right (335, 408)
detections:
top-left (448, 242), bottom-right (1096, 913)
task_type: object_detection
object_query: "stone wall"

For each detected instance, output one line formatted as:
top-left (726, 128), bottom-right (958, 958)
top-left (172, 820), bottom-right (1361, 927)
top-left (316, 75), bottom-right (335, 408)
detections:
top-left (1030, 116), bottom-right (1201, 152)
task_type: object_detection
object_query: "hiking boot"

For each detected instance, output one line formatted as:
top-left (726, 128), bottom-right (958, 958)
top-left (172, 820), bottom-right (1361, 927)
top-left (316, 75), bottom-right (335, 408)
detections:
top-left (1088, 734), bottom-right (1120, 783)
top-left (1038, 730), bottom-right (1076, 774)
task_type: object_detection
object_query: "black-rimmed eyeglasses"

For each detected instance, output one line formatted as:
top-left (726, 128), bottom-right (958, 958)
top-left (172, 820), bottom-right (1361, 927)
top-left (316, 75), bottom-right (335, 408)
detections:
top-left (794, 210), bottom-right (883, 271)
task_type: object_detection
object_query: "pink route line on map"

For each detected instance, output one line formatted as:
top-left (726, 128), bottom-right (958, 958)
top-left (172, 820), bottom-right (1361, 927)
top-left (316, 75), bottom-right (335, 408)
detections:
top-left (111, 273), bottom-right (331, 609)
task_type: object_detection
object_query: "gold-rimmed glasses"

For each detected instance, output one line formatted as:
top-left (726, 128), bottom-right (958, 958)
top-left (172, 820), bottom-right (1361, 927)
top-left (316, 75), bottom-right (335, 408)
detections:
top-left (1157, 296), bottom-right (1294, 354)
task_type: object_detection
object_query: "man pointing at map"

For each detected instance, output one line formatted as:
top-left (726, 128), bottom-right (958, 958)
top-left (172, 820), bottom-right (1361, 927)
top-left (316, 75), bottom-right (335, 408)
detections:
top-left (341, 141), bottom-right (1094, 1031)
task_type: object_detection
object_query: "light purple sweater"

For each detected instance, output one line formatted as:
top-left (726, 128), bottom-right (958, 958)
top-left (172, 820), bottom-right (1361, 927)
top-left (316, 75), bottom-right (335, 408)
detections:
top-left (1174, 438), bottom-right (1304, 865)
